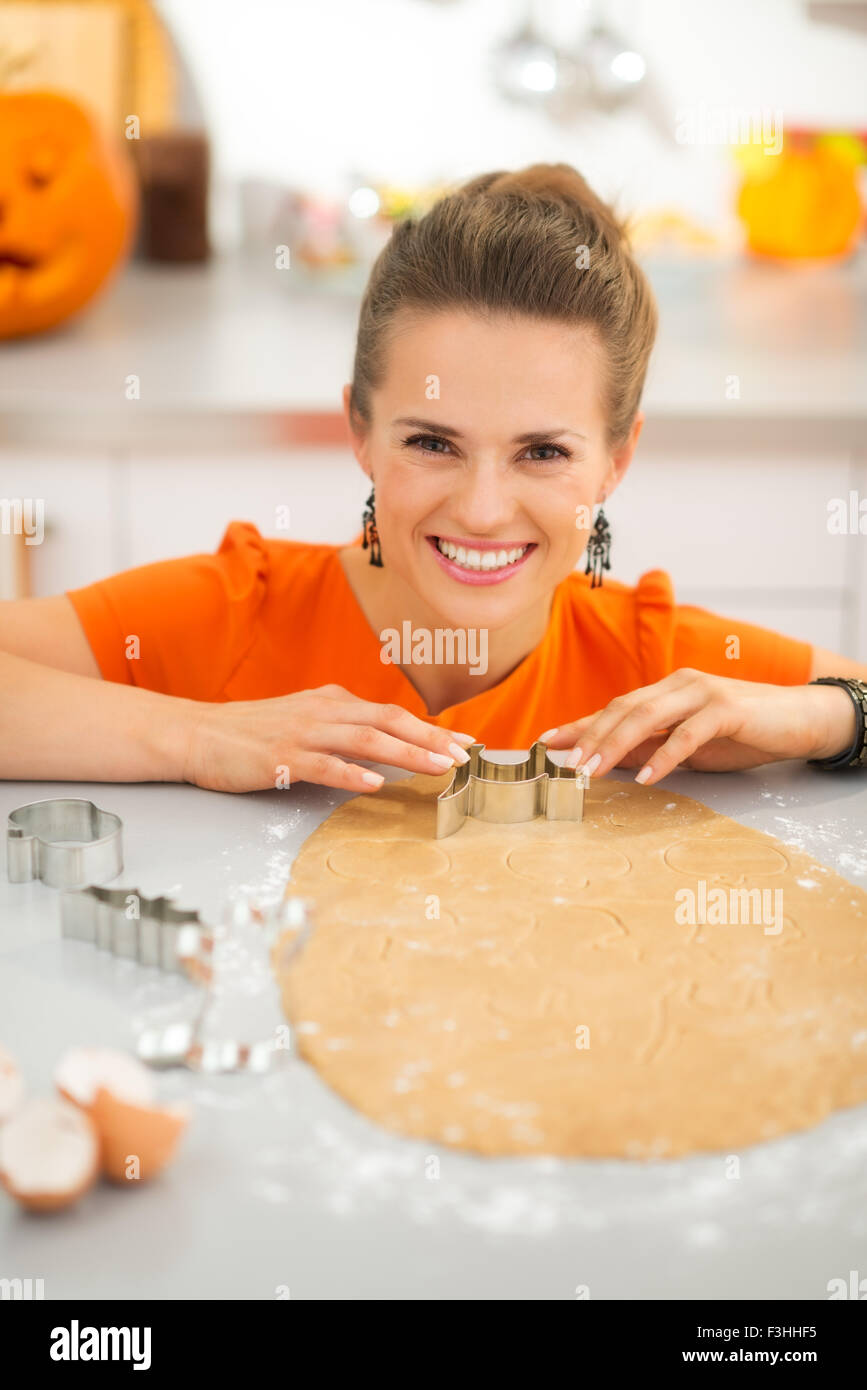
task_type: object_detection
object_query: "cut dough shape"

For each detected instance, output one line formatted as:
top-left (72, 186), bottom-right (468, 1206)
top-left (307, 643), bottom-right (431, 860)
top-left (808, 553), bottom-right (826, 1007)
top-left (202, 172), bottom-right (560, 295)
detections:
top-left (279, 774), bottom-right (867, 1158)
top-left (664, 837), bottom-right (789, 879)
top-left (506, 841), bottom-right (632, 887)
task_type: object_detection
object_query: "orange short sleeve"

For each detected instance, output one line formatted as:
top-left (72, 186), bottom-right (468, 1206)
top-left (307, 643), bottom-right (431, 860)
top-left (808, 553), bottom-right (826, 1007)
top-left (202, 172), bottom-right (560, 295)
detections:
top-left (65, 521), bottom-right (269, 699)
top-left (633, 569), bottom-right (676, 684)
top-left (673, 603), bottom-right (812, 686)
top-left (620, 570), bottom-right (812, 689)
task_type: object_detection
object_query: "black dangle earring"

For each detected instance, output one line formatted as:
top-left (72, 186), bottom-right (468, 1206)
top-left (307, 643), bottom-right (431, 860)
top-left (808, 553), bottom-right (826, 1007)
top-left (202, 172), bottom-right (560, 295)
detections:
top-left (361, 487), bottom-right (383, 568)
top-left (585, 505), bottom-right (612, 589)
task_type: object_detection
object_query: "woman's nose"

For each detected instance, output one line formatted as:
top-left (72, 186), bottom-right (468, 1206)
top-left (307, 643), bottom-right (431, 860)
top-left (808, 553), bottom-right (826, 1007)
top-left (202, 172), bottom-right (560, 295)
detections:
top-left (449, 466), bottom-right (518, 535)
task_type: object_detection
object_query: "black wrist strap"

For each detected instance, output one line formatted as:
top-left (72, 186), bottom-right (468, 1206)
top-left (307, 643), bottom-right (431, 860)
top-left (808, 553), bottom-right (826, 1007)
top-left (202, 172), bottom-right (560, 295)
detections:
top-left (807, 677), bottom-right (867, 769)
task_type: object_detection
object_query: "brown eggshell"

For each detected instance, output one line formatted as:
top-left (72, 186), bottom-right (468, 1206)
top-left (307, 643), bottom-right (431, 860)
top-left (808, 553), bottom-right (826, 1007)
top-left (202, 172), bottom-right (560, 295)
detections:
top-left (91, 1086), bottom-right (189, 1184)
top-left (0, 1097), bottom-right (99, 1212)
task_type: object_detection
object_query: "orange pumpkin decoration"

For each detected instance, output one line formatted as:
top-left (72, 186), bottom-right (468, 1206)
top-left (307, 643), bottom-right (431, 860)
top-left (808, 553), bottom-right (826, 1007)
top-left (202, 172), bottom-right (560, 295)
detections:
top-left (737, 142), bottom-right (863, 261)
top-left (0, 90), bottom-right (138, 338)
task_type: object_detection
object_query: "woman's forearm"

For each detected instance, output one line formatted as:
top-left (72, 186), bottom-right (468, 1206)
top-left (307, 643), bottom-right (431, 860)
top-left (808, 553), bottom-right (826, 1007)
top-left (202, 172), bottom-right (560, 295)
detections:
top-left (0, 650), bottom-right (194, 783)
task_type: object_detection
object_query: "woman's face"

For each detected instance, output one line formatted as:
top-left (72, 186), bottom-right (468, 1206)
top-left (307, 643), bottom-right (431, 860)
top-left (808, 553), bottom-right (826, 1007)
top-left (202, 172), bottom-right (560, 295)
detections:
top-left (346, 308), bottom-right (641, 632)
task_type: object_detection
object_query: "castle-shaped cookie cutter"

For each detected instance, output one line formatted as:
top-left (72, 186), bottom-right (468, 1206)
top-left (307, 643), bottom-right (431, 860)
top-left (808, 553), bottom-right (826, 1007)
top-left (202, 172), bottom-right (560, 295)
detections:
top-left (436, 742), bottom-right (587, 838)
top-left (60, 883), bottom-right (211, 974)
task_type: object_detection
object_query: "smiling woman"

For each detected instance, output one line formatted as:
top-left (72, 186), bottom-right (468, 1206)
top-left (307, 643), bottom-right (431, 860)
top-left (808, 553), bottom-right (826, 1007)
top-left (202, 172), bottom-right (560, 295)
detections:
top-left (0, 162), bottom-right (866, 791)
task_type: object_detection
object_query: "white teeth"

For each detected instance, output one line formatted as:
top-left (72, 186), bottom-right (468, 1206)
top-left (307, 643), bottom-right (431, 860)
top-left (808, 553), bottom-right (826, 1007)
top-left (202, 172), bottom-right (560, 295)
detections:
top-left (436, 539), bottom-right (528, 572)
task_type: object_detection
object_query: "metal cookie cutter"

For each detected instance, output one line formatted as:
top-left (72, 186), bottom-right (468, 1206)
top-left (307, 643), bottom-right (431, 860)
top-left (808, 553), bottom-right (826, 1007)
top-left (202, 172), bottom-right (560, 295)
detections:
top-left (137, 897), bottom-right (312, 1074)
top-left (60, 884), bottom-right (211, 975)
top-left (7, 797), bottom-right (123, 889)
top-left (436, 741), bottom-right (587, 839)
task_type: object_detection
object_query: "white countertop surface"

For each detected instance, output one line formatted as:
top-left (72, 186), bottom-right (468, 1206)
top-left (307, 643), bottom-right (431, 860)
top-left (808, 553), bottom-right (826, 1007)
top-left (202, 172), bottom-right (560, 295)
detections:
top-left (2, 253), bottom-right (866, 449)
top-left (1, 758), bottom-right (865, 1300)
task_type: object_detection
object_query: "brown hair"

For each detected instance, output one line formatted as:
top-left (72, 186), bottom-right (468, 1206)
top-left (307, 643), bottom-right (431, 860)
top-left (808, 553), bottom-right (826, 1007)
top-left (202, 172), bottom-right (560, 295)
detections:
top-left (350, 163), bottom-right (657, 450)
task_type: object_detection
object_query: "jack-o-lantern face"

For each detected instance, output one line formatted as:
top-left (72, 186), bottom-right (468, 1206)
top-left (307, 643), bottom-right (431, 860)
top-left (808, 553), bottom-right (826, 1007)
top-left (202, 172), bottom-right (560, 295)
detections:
top-left (0, 91), bottom-right (137, 338)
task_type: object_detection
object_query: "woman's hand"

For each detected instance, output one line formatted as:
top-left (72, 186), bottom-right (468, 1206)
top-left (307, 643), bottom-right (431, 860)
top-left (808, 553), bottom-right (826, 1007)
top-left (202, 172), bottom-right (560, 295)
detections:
top-left (539, 668), bottom-right (857, 785)
top-left (181, 684), bottom-right (474, 794)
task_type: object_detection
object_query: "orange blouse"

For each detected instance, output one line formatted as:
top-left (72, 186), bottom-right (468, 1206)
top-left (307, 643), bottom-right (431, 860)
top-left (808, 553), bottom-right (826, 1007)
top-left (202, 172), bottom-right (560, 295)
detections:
top-left (66, 521), bottom-right (812, 748)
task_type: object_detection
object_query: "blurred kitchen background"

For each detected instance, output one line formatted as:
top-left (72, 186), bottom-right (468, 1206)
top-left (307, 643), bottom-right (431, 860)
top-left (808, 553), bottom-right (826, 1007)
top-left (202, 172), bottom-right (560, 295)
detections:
top-left (1, 0), bottom-right (866, 656)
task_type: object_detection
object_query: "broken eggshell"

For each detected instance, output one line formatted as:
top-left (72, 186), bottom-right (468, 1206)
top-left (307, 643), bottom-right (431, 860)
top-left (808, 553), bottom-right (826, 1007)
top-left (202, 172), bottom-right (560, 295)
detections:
top-left (55, 1046), bottom-right (156, 1110)
top-left (91, 1086), bottom-right (189, 1184)
top-left (55, 1045), bottom-right (189, 1183)
top-left (0, 1096), bottom-right (99, 1212)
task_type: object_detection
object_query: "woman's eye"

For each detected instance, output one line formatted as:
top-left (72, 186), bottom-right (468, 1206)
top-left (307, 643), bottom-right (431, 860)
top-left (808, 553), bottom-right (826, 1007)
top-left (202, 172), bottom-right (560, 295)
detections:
top-left (524, 444), bottom-right (570, 463)
top-left (404, 434), bottom-right (451, 454)
top-left (401, 434), bottom-right (570, 462)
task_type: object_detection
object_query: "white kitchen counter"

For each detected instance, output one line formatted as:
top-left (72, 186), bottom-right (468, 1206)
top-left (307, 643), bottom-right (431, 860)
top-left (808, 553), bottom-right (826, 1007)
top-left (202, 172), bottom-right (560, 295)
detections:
top-left (1, 759), bottom-right (865, 1300)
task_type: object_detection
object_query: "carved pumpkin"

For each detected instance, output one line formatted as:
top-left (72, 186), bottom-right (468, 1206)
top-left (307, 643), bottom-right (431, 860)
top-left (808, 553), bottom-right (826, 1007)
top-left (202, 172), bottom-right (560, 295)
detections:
top-left (737, 142), bottom-right (863, 261)
top-left (0, 91), bottom-right (137, 338)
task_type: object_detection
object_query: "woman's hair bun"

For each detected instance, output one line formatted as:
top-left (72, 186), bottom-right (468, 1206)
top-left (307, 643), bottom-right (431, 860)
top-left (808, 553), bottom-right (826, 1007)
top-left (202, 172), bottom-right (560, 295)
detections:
top-left (352, 160), bottom-right (655, 450)
top-left (458, 162), bottom-right (628, 245)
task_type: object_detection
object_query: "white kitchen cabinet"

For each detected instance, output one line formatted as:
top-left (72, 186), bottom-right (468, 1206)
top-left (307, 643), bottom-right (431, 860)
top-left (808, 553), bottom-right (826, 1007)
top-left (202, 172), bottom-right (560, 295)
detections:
top-left (612, 449), bottom-right (862, 655)
top-left (124, 450), bottom-right (368, 566)
top-left (612, 451), bottom-right (852, 590)
top-left (0, 451), bottom-right (118, 597)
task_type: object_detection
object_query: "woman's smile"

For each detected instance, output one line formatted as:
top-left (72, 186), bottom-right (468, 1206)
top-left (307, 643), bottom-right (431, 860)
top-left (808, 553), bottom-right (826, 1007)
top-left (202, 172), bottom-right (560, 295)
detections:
top-left (426, 534), bottom-right (538, 585)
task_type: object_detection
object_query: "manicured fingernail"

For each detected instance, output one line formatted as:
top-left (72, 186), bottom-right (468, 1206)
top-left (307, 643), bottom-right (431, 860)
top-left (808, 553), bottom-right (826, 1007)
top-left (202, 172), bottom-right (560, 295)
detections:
top-left (635, 765), bottom-right (652, 785)
top-left (581, 753), bottom-right (602, 777)
top-left (564, 746), bottom-right (584, 769)
top-left (447, 742), bottom-right (471, 764)
top-left (362, 771), bottom-right (384, 788)
top-left (451, 732), bottom-right (477, 747)
top-left (538, 728), bottom-right (559, 742)
top-left (429, 751), bottom-right (454, 769)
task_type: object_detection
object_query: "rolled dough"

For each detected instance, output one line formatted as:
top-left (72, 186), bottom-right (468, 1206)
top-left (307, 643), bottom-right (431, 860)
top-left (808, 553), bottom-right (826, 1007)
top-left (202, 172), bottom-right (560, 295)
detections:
top-left (279, 775), bottom-right (867, 1158)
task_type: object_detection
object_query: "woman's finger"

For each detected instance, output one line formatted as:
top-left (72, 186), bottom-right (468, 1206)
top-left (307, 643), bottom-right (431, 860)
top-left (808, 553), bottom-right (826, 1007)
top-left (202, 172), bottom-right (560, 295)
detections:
top-left (537, 717), bottom-right (601, 750)
top-left (540, 727), bottom-right (666, 773)
top-left (307, 723), bottom-right (465, 776)
top-left (325, 699), bottom-right (474, 762)
top-left (314, 686), bottom-right (474, 747)
top-left (538, 670), bottom-right (701, 766)
top-left (288, 749), bottom-right (386, 793)
top-left (632, 706), bottom-right (732, 784)
top-left (565, 680), bottom-right (711, 776)
top-left (607, 735), bottom-right (668, 769)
